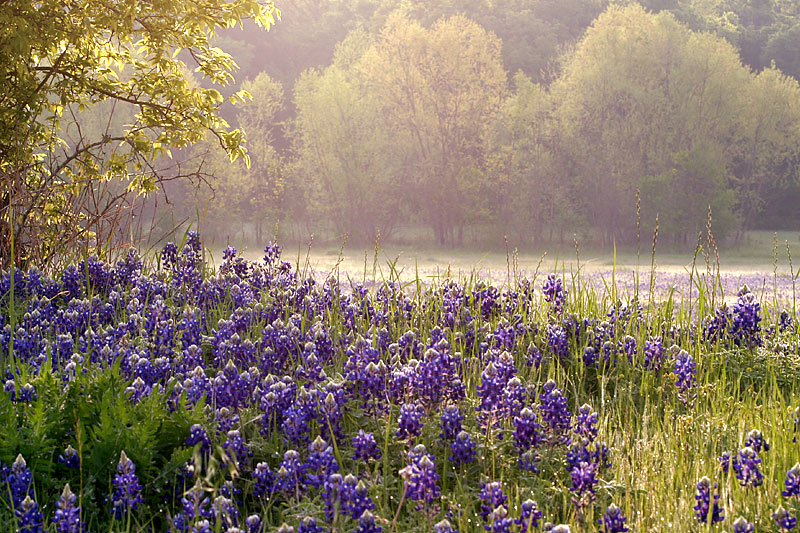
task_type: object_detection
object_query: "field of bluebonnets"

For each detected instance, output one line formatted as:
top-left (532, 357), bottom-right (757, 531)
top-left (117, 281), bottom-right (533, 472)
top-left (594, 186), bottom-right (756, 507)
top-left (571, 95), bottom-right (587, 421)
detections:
top-left (2, 232), bottom-right (800, 532)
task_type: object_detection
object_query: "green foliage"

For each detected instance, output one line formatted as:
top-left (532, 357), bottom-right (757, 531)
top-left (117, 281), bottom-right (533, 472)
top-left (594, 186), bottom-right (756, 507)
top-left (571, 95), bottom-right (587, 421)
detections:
top-left (0, 362), bottom-right (204, 529)
top-left (0, 0), bottom-right (278, 266)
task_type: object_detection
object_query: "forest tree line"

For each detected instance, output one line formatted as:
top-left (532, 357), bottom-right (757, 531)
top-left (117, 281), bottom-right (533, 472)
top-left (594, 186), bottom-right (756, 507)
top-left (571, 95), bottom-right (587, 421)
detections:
top-left (159, 0), bottom-right (800, 247)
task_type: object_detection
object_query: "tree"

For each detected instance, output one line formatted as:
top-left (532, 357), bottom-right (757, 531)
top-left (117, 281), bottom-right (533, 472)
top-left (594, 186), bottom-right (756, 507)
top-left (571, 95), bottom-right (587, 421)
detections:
top-left (357, 12), bottom-right (507, 245)
top-left (728, 67), bottom-right (800, 237)
top-left (0, 0), bottom-right (278, 266)
top-left (550, 4), bottom-right (749, 244)
top-left (293, 30), bottom-right (405, 243)
top-left (486, 72), bottom-right (577, 243)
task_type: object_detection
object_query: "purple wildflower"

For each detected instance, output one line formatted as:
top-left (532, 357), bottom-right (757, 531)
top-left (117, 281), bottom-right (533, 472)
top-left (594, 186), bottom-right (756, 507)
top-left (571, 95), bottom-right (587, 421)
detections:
top-left (353, 430), bottom-right (381, 462)
top-left (450, 430), bottom-right (477, 465)
top-left (306, 436), bottom-right (339, 488)
top-left (775, 506), bottom-right (797, 530)
top-left (600, 503), bottom-right (628, 533)
top-left (732, 517), bottom-right (755, 533)
top-left (53, 484), bottom-right (82, 533)
top-left (518, 499), bottom-right (543, 532)
top-left (16, 495), bottom-right (44, 533)
top-left (112, 451), bottom-right (144, 518)
top-left (694, 476), bottom-right (724, 524)
top-left (479, 482), bottom-right (507, 522)
top-left (732, 447), bottom-right (763, 487)
top-left (743, 429), bottom-right (769, 454)
top-left (58, 445), bottom-right (80, 469)
top-left (253, 462), bottom-right (274, 499)
top-left (297, 516), bottom-right (322, 533)
top-left (355, 510), bottom-right (382, 533)
top-left (784, 463), bottom-right (800, 498)
top-left (401, 449), bottom-right (440, 506)
top-left (434, 519), bottom-right (457, 533)
top-left (574, 404), bottom-right (598, 442)
top-left (397, 402), bottom-right (424, 440)
top-left (542, 274), bottom-right (566, 312)
top-left (539, 380), bottom-right (572, 443)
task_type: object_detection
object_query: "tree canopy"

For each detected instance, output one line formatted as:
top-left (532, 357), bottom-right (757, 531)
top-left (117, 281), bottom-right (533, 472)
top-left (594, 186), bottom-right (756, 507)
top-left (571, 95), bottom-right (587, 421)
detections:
top-left (0, 0), bottom-right (278, 265)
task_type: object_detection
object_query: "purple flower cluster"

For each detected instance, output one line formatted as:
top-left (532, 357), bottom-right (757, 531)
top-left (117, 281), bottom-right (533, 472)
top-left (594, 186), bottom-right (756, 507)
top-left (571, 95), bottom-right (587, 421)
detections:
top-left (112, 451), bottom-right (144, 518)
top-left (694, 476), bottom-right (724, 524)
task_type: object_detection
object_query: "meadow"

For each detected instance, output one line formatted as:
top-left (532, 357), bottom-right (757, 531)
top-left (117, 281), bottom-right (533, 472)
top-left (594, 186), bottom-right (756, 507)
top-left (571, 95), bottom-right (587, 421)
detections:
top-left (1, 232), bottom-right (799, 532)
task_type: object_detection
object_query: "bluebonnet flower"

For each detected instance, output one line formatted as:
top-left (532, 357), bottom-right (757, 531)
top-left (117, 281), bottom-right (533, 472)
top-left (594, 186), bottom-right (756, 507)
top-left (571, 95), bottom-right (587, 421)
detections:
top-left (275, 450), bottom-right (306, 497)
top-left (306, 436), bottom-right (339, 488)
top-left (784, 463), bottom-right (800, 498)
top-left (263, 242), bottom-right (281, 266)
top-left (582, 346), bottom-right (598, 367)
top-left (161, 242), bottom-right (178, 267)
top-left (401, 450), bottom-right (440, 506)
top-left (356, 510), bottom-right (382, 533)
top-left (58, 445), bottom-right (80, 469)
top-left (600, 503), bottom-right (628, 533)
top-left (282, 403), bottom-right (314, 447)
top-left (518, 450), bottom-right (541, 473)
top-left (477, 359), bottom-right (511, 428)
top-left (295, 516), bottom-right (322, 533)
top-left (222, 429), bottom-right (251, 468)
top-left (343, 476), bottom-right (375, 519)
top-left (397, 402), bottom-right (424, 440)
top-left (619, 335), bottom-right (636, 363)
top-left (434, 519), bottom-right (457, 533)
top-left (694, 476), bottom-right (724, 524)
top-left (440, 405), bottom-right (464, 441)
top-left (775, 505), bottom-right (797, 530)
top-left (549, 526), bottom-right (571, 533)
top-left (780, 309), bottom-right (794, 332)
top-left (732, 516), bottom-right (755, 533)
top-left (546, 324), bottom-right (569, 360)
top-left (513, 407), bottom-right (542, 452)
top-left (674, 350), bottom-right (696, 389)
top-left (569, 461), bottom-right (597, 509)
top-left (732, 447), bottom-right (763, 487)
top-left (186, 424), bottom-right (212, 457)
top-left (246, 515), bottom-right (263, 533)
top-left (276, 524), bottom-right (294, 533)
top-left (8, 381), bottom-right (38, 403)
top-left (353, 430), bottom-right (381, 462)
top-left (16, 495), bottom-right (44, 532)
top-left (479, 482), bottom-right (507, 522)
top-left (53, 484), bottom-right (82, 533)
top-left (730, 288), bottom-right (762, 348)
top-left (450, 431), bottom-right (477, 465)
top-left (485, 505), bottom-right (513, 533)
top-left (542, 274), bottom-right (566, 312)
top-left (322, 473), bottom-right (344, 521)
top-left (518, 499), bottom-right (543, 532)
top-left (212, 494), bottom-right (239, 529)
top-left (502, 377), bottom-right (527, 418)
top-left (575, 404), bottom-right (598, 442)
top-left (319, 390), bottom-right (346, 441)
top-left (112, 451), bottom-right (144, 518)
top-left (718, 451), bottom-right (731, 473)
top-left (526, 342), bottom-right (542, 369)
top-left (642, 336), bottom-right (664, 371)
top-left (539, 380), bottom-right (572, 443)
top-left (744, 429), bottom-right (769, 454)
top-left (7, 454), bottom-right (34, 506)
top-left (253, 462), bottom-right (274, 499)
top-left (566, 441), bottom-right (611, 471)
top-left (673, 350), bottom-right (696, 405)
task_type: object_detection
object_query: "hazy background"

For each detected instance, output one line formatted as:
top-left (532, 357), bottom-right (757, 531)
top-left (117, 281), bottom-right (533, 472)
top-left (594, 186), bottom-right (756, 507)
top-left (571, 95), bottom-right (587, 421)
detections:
top-left (84, 0), bottom-right (800, 271)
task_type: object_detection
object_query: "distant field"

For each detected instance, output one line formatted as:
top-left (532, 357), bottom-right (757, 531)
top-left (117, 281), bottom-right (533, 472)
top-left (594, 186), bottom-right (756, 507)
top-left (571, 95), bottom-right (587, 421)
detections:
top-left (210, 230), bottom-right (800, 305)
